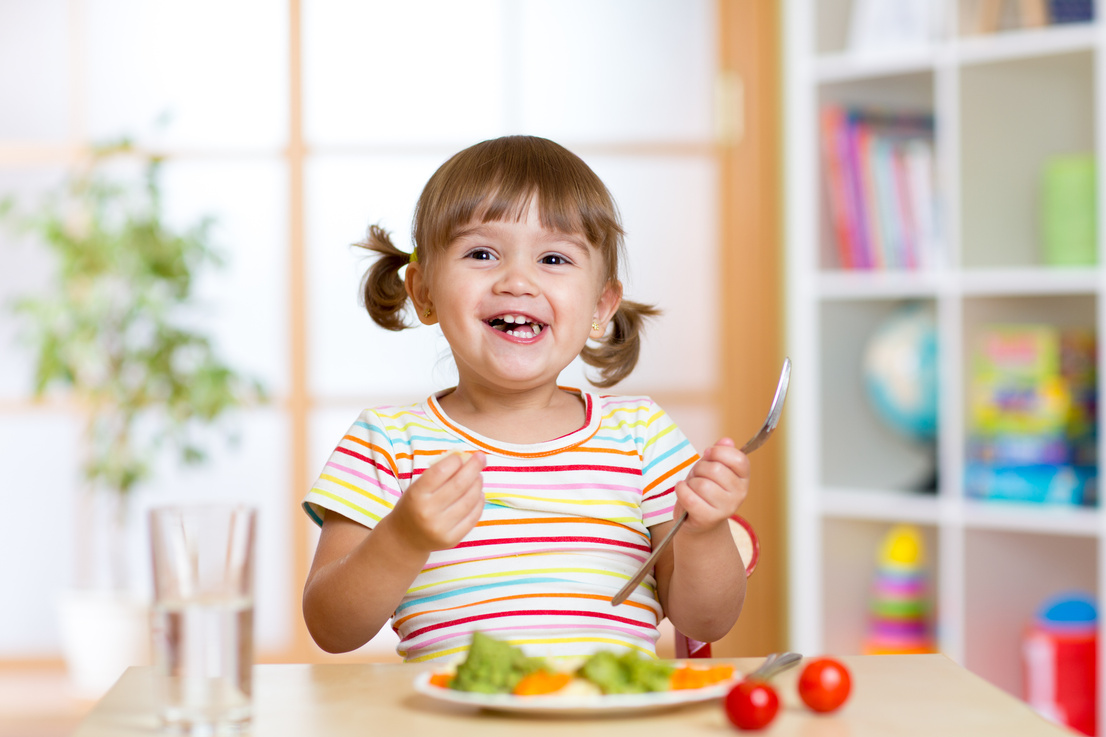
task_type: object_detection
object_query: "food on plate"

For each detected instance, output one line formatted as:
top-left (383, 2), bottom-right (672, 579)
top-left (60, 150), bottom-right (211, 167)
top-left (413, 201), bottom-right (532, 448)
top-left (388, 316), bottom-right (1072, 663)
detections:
top-left (434, 632), bottom-right (736, 697)
top-left (724, 680), bottom-right (779, 730)
top-left (450, 632), bottom-right (546, 694)
top-left (669, 663), bottom-right (739, 690)
top-left (577, 650), bottom-right (674, 694)
top-left (512, 670), bottom-right (573, 696)
top-left (797, 657), bottom-right (852, 713)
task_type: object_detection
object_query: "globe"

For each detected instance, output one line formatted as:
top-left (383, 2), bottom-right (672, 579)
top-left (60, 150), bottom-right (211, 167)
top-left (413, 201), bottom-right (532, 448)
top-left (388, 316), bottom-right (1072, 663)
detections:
top-left (862, 304), bottom-right (938, 443)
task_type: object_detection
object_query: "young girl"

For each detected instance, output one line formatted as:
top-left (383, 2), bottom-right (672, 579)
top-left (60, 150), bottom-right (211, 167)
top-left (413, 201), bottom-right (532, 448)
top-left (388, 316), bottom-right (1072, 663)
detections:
top-left (302, 135), bottom-right (749, 663)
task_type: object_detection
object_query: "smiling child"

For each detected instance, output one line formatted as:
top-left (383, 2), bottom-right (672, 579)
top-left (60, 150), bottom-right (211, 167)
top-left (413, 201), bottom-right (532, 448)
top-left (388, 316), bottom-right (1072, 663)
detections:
top-left (301, 135), bottom-right (749, 663)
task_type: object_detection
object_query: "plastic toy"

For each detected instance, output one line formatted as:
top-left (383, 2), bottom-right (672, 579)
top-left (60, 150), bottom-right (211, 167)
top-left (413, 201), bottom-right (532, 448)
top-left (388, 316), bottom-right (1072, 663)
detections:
top-left (864, 524), bottom-right (936, 655)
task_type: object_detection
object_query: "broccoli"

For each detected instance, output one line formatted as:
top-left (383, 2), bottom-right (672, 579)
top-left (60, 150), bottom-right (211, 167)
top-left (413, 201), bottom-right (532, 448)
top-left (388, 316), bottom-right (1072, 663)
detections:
top-left (450, 632), bottom-right (545, 694)
top-left (578, 650), bottom-right (674, 694)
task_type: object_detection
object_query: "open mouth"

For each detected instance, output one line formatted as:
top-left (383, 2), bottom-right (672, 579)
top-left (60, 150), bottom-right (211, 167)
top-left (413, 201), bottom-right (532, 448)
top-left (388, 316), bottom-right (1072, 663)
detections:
top-left (486, 313), bottom-right (546, 338)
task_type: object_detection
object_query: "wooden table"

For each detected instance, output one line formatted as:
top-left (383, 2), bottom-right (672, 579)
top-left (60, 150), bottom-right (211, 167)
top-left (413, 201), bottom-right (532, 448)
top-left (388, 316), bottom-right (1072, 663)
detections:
top-left (72, 654), bottom-right (1073, 736)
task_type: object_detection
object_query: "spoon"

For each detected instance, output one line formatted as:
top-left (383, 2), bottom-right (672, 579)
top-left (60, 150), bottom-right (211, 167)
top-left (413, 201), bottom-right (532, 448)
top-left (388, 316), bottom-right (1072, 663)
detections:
top-left (610, 357), bottom-right (791, 607)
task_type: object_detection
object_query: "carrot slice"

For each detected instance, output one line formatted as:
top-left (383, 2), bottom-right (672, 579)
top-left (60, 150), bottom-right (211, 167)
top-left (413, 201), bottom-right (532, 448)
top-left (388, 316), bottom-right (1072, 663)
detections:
top-left (429, 673), bottom-right (453, 688)
top-left (669, 664), bottom-right (736, 690)
top-left (512, 670), bottom-right (573, 695)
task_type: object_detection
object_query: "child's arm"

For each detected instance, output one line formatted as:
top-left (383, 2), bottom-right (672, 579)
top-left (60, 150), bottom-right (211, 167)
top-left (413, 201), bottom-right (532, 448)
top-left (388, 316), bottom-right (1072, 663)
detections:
top-left (652, 437), bottom-right (748, 644)
top-left (302, 452), bottom-right (486, 653)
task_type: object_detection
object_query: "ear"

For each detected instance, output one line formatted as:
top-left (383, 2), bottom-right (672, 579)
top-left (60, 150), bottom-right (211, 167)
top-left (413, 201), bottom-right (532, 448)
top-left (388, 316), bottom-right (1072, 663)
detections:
top-left (590, 280), bottom-right (623, 339)
top-left (404, 262), bottom-right (437, 325)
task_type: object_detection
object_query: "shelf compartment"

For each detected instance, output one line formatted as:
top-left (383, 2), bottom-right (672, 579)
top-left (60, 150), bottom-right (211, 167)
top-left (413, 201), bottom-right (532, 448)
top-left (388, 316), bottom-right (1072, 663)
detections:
top-left (961, 293), bottom-right (1097, 433)
top-left (962, 529), bottom-right (1097, 699)
top-left (822, 518), bottom-right (940, 656)
top-left (820, 299), bottom-right (939, 492)
top-left (817, 73), bottom-right (936, 273)
top-left (960, 295), bottom-right (1098, 512)
top-left (959, 50), bottom-right (1096, 269)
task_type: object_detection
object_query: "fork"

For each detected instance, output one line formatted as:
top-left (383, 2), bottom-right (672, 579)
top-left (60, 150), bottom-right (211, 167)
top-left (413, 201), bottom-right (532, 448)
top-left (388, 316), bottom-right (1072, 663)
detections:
top-left (745, 651), bottom-right (803, 681)
top-left (609, 357), bottom-right (791, 607)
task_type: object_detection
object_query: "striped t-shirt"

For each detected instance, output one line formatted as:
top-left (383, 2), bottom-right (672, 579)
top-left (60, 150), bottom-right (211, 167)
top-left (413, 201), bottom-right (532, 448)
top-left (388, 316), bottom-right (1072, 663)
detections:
top-left (302, 388), bottom-right (699, 663)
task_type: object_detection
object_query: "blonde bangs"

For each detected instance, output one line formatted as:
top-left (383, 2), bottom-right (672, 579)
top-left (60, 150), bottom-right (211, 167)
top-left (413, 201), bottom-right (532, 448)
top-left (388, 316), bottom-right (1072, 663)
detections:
top-left (412, 136), bottom-right (624, 281)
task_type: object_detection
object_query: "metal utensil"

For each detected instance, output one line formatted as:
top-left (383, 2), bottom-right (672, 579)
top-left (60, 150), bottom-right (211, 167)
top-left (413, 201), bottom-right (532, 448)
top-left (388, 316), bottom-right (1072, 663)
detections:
top-left (610, 357), bottom-right (792, 607)
top-left (745, 651), bottom-right (803, 681)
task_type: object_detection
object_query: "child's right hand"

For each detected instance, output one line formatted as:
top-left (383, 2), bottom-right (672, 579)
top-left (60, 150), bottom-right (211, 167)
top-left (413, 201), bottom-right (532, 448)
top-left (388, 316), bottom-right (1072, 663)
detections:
top-left (389, 451), bottom-right (486, 553)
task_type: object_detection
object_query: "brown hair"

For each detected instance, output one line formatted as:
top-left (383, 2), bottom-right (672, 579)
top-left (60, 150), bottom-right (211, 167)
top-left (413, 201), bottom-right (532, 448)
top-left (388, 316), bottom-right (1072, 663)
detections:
top-left (357, 135), bottom-right (658, 387)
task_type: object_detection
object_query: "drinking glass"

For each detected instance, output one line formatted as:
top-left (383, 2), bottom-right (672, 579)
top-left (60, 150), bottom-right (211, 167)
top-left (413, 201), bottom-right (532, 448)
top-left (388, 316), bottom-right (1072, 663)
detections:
top-left (149, 504), bottom-right (257, 735)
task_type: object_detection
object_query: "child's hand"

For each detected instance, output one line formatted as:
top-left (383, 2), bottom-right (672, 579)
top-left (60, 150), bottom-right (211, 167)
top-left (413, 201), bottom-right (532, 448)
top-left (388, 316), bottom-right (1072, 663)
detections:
top-left (390, 451), bottom-right (486, 553)
top-left (672, 437), bottom-right (749, 533)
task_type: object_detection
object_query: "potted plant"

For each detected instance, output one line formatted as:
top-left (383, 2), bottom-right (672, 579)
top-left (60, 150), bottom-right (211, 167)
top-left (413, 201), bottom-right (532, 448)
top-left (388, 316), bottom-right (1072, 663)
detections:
top-left (0, 140), bottom-right (264, 696)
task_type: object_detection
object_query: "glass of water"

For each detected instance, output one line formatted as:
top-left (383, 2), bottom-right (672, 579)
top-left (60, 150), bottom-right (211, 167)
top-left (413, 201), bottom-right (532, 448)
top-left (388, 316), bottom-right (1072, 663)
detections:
top-left (149, 505), bottom-right (257, 735)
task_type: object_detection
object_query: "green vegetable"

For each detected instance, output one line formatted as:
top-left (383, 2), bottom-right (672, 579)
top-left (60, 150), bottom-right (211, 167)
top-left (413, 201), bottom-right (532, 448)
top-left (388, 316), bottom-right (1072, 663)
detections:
top-left (448, 633), bottom-right (675, 695)
top-left (450, 632), bottom-right (545, 694)
top-left (578, 650), bottom-right (674, 694)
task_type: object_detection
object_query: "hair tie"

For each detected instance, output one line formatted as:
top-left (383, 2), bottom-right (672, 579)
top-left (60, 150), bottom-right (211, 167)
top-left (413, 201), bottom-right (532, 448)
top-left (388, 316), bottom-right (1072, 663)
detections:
top-left (408, 247), bottom-right (418, 264)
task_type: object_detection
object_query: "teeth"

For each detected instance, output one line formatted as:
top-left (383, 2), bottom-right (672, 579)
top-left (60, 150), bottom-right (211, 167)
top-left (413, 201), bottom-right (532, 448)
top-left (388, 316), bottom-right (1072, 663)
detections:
top-left (505, 323), bottom-right (543, 338)
top-left (489, 314), bottom-right (545, 337)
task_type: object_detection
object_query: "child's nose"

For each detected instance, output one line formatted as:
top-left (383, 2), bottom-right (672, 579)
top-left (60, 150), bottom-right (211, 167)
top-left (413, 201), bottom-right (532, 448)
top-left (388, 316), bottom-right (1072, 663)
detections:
top-left (493, 259), bottom-right (540, 296)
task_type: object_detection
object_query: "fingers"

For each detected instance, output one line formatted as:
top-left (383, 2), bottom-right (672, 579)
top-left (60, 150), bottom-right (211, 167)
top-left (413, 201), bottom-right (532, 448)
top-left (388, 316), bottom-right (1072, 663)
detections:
top-left (691, 439), bottom-right (749, 484)
top-left (428, 451), bottom-right (486, 510)
top-left (397, 451), bottom-right (486, 550)
top-left (422, 451), bottom-right (486, 501)
top-left (676, 437), bottom-right (750, 528)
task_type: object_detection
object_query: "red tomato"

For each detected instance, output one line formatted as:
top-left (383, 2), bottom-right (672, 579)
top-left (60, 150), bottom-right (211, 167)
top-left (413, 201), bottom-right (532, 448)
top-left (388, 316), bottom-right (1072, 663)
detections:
top-left (797, 657), bottom-right (852, 713)
top-left (724, 680), bottom-right (780, 730)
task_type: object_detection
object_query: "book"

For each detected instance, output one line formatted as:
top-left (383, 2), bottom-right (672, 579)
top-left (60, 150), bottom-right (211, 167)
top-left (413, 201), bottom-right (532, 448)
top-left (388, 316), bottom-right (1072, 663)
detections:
top-left (818, 106), bottom-right (937, 271)
top-left (819, 107), bottom-right (856, 270)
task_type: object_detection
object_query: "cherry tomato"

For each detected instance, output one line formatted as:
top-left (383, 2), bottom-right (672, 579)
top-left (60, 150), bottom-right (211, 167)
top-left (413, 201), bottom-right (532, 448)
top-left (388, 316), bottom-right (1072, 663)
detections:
top-left (797, 657), bottom-right (852, 713)
top-left (724, 680), bottom-right (780, 730)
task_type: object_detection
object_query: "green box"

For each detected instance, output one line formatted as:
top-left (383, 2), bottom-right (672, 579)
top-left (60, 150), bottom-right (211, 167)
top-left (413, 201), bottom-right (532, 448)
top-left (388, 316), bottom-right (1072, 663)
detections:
top-left (1041, 154), bottom-right (1097, 266)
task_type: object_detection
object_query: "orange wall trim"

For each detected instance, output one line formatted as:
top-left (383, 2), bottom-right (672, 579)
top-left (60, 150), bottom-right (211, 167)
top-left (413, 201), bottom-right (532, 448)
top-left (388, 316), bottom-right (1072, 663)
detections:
top-left (714, 0), bottom-right (786, 658)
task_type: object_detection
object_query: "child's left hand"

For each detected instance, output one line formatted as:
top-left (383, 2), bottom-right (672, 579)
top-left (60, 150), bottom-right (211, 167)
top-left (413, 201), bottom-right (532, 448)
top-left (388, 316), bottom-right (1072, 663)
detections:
top-left (672, 437), bottom-right (749, 533)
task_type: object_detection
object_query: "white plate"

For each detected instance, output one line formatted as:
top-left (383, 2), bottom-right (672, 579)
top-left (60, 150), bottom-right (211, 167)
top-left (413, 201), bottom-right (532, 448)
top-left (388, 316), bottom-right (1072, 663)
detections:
top-left (412, 663), bottom-right (741, 717)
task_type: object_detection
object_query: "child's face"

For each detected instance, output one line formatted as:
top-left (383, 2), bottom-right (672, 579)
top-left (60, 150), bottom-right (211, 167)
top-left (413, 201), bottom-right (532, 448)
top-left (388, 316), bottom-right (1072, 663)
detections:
top-left (407, 199), bottom-right (621, 395)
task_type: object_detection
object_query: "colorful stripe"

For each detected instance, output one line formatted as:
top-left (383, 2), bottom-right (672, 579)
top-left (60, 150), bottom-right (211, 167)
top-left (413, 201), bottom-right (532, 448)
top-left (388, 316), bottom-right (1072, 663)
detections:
top-left (302, 389), bottom-right (697, 663)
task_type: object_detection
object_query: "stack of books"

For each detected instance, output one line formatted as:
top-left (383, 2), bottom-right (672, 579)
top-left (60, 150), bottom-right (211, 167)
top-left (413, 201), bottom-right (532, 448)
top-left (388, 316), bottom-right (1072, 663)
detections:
top-left (819, 106), bottom-right (939, 271)
top-left (964, 325), bottom-right (1097, 506)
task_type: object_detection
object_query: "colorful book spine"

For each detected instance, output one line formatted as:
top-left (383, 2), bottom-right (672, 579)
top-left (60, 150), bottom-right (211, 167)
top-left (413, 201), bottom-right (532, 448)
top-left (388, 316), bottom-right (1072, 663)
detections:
top-left (819, 107), bottom-right (856, 270)
top-left (818, 105), bottom-right (938, 271)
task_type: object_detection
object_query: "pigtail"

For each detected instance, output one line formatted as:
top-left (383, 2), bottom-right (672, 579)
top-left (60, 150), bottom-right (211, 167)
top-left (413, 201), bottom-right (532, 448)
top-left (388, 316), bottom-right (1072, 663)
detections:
top-left (355, 224), bottom-right (413, 331)
top-left (580, 299), bottom-right (661, 388)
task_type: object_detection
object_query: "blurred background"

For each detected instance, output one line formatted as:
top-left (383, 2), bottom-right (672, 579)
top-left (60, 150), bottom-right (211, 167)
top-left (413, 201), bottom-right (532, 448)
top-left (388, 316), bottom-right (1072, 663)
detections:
top-left (0, 2), bottom-right (782, 734)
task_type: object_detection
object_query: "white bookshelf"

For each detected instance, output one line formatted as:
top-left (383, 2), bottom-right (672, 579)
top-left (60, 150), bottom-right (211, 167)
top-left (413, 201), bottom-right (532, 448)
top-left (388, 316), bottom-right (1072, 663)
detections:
top-left (784, 0), bottom-right (1105, 712)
